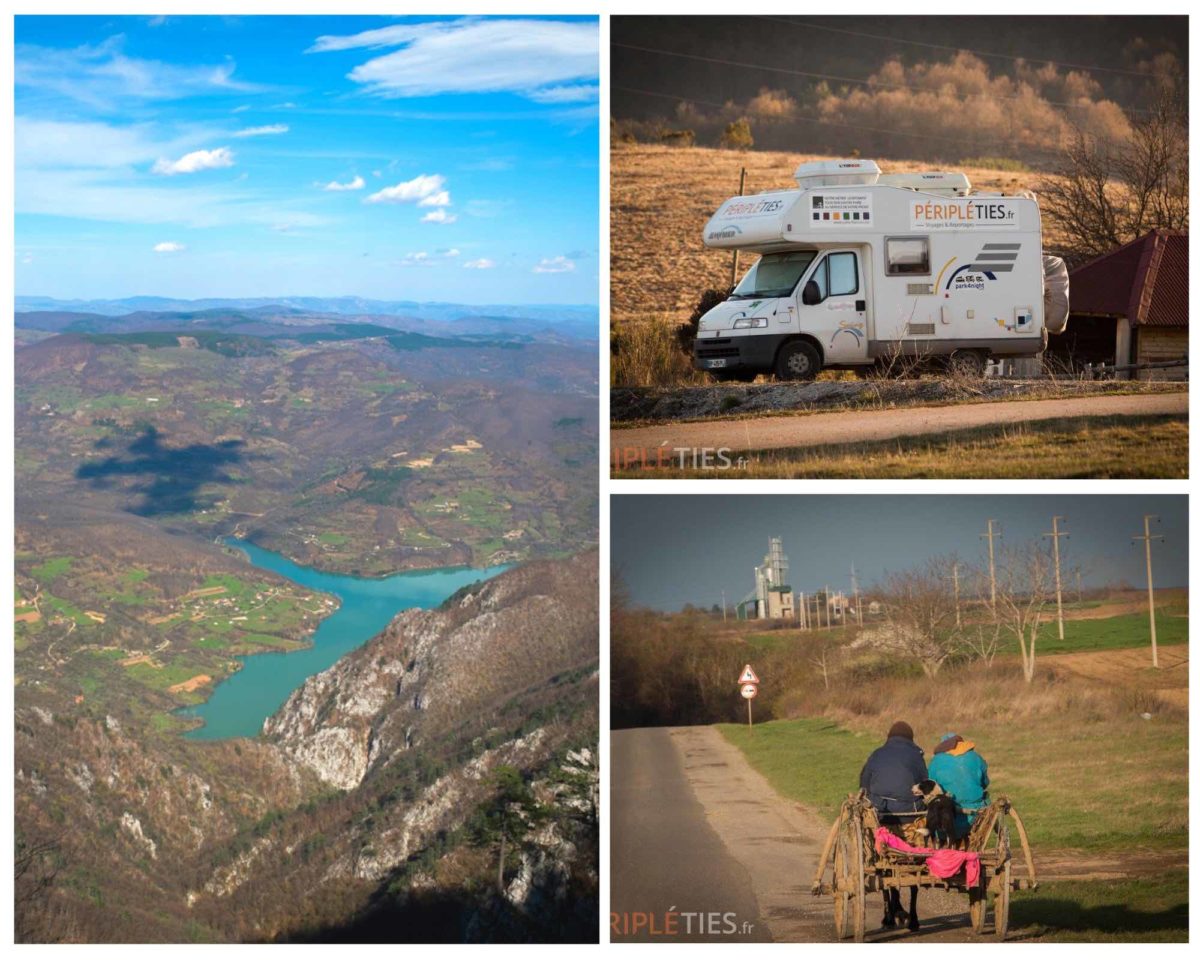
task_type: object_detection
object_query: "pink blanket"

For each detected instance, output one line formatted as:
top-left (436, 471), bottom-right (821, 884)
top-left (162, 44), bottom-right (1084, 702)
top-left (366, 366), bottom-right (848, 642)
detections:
top-left (874, 827), bottom-right (981, 889)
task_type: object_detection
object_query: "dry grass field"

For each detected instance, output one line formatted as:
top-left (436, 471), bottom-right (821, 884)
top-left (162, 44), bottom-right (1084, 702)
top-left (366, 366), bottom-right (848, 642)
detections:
top-left (611, 143), bottom-right (1067, 324)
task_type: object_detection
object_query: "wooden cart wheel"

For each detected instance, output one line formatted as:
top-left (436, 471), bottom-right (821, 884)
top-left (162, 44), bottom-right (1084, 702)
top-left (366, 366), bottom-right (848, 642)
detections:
top-left (832, 826), bottom-right (851, 939)
top-left (994, 858), bottom-right (1011, 938)
top-left (850, 812), bottom-right (866, 943)
top-left (969, 876), bottom-right (988, 934)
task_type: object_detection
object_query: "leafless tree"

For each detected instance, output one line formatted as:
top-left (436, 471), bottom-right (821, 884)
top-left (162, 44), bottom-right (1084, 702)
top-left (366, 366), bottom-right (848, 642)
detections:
top-left (875, 557), bottom-right (963, 677)
top-left (809, 641), bottom-right (837, 690)
top-left (1040, 88), bottom-right (1188, 262)
top-left (994, 542), bottom-right (1055, 683)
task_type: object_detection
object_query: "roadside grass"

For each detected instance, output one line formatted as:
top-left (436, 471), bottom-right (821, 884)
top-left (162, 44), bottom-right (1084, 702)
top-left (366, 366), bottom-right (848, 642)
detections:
top-left (1010, 870), bottom-right (1188, 942)
top-left (614, 415), bottom-right (1187, 479)
top-left (718, 708), bottom-right (1187, 855)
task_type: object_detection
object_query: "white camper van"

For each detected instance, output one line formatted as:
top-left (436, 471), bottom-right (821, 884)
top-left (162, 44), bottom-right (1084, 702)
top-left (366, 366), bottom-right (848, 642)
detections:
top-left (693, 159), bottom-right (1069, 381)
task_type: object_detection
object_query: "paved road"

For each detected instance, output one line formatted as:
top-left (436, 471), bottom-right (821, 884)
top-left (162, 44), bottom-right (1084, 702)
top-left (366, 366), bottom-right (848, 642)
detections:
top-left (611, 726), bottom-right (1000, 943)
top-left (611, 726), bottom-right (769, 941)
top-left (610, 392), bottom-right (1188, 458)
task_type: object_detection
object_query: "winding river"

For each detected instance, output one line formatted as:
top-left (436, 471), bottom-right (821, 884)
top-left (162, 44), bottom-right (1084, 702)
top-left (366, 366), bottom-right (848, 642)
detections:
top-left (179, 538), bottom-right (506, 739)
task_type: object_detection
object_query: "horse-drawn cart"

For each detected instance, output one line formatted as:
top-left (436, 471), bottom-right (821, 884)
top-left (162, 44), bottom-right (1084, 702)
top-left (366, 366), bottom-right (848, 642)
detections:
top-left (811, 790), bottom-right (1037, 941)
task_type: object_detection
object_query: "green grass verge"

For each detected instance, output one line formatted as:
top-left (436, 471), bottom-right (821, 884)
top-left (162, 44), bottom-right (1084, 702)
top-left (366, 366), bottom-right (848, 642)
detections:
top-left (717, 714), bottom-right (1187, 855)
top-left (1011, 870), bottom-right (1188, 942)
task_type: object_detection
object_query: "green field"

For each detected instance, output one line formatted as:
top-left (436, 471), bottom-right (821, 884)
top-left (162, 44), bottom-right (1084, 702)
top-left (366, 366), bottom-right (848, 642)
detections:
top-left (1024, 608), bottom-right (1187, 655)
top-left (1010, 871), bottom-right (1188, 942)
top-left (718, 714), bottom-right (1186, 855)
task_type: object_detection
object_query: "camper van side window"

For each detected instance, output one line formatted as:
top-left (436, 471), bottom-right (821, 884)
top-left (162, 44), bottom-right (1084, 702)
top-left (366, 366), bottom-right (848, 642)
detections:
top-left (827, 252), bottom-right (858, 296)
top-left (885, 237), bottom-right (930, 276)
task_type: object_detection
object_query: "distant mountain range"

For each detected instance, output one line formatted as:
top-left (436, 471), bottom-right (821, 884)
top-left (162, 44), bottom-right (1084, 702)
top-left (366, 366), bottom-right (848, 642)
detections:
top-left (14, 296), bottom-right (598, 341)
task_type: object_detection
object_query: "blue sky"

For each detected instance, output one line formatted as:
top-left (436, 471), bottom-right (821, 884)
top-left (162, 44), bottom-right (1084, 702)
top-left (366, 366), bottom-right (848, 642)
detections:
top-left (15, 15), bottom-right (599, 304)
top-left (612, 495), bottom-right (1188, 610)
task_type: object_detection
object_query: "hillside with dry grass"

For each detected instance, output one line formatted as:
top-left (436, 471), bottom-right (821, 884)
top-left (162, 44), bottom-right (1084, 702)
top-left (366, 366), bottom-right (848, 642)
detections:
top-left (611, 143), bottom-right (1068, 324)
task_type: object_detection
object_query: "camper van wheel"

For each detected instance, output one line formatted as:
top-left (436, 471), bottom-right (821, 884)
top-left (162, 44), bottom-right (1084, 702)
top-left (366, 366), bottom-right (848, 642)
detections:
top-left (775, 341), bottom-right (821, 381)
top-left (948, 350), bottom-right (987, 378)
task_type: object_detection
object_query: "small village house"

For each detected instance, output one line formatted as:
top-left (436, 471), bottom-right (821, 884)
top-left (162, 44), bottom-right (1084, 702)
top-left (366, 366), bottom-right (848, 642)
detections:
top-left (1048, 229), bottom-right (1188, 380)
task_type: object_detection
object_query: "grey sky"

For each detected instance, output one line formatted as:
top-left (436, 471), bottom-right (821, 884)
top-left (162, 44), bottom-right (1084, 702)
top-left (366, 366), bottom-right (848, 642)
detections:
top-left (612, 495), bottom-right (1187, 611)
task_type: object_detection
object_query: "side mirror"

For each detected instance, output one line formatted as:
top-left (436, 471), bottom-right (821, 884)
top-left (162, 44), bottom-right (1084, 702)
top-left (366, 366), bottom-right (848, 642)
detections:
top-left (802, 279), bottom-right (822, 306)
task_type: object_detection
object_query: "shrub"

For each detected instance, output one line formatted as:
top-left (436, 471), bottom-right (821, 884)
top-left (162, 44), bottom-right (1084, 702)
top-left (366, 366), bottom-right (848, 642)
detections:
top-left (719, 117), bottom-right (754, 150)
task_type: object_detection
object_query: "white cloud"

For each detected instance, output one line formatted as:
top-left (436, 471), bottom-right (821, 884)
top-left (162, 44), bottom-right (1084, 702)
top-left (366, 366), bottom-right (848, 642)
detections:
top-left (526, 84), bottom-right (600, 104)
top-left (533, 255), bottom-right (575, 274)
top-left (232, 104), bottom-right (251, 113)
top-left (321, 175), bottom-right (365, 191)
top-left (152, 147), bottom-right (234, 176)
top-left (232, 124), bottom-right (288, 138)
top-left (421, 209), bottom-right (457, 224)
top-left (366, 173), bottom-right (447, 205)
top-left (464, 258), bottom-right (495, 269)
top-left (20, 253), bottom-right (34, 265)
top-left (308, 18), bottom-right (598, 103)
top-left (400, 248), bottom-right (461, 266)
top-left (15, 36), bottom-right (263, 111)
top-left (418, 190), bottom-right (451, 208)
top-left (153, 241), bottom-right (185, 253)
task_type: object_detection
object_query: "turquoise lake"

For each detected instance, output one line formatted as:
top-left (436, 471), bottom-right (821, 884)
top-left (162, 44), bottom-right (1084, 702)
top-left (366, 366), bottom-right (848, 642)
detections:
top-left (179, 538), bottom-right (506, 740)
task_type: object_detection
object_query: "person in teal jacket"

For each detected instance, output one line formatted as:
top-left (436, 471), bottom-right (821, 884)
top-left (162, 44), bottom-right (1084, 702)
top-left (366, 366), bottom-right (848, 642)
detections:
top-left (926, 732), bottom-right (989, 841)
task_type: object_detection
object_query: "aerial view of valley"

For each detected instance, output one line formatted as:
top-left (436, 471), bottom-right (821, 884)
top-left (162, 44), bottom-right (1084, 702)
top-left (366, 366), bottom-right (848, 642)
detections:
top-left (14, 15), bottom-right (599, 943)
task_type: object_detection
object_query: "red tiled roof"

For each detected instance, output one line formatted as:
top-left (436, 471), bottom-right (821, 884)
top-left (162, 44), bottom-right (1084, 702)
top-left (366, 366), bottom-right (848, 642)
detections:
top-left (1068, 230), bottom-right (1188, 327)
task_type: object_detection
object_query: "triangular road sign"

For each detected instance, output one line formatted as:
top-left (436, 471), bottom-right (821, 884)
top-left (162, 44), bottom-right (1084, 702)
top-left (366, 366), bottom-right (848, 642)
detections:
top-left (739, 663), bottom-right (760, 684)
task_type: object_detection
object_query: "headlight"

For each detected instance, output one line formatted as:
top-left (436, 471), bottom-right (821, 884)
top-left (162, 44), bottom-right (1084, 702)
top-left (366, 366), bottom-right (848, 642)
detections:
top-left (732, 317), bottom-right (768, 329)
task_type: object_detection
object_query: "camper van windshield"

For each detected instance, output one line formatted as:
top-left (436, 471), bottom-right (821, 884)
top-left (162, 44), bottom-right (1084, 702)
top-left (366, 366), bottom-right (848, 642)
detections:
top-left (730, 251), bottom-right (817, 299)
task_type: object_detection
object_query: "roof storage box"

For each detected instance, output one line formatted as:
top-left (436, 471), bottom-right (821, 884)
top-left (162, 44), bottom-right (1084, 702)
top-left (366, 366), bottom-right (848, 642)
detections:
top-left (877, 171), bottom-right (972, 196)
top-left (793, 158), bottom-right (880, 188)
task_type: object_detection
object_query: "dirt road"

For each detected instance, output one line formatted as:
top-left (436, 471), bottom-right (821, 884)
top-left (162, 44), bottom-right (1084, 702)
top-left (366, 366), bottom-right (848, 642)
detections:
top-left (610, 392), bottom-right (1188, 460)
top-left (611, 726), bottom-right (989, 942)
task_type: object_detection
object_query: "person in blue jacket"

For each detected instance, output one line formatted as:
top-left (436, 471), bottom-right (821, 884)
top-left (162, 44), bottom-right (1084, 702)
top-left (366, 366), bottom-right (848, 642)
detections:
top-left (859, 720), bottom-right (928, 930)
top-left (927, 732), bottom-right (989, 840)
top-left (859, 720), bottom-right (927, 820)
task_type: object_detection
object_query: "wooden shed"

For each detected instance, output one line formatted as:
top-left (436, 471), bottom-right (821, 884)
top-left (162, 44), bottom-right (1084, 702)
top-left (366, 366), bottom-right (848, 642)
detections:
top-left (1048, 230), bottom-right (1188, 380)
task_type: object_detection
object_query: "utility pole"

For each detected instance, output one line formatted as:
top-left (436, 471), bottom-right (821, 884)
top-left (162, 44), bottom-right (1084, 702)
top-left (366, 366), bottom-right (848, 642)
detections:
top-left (851, 562), bottom-right (863, 626)
top-left (724, 166), bottom-right (744, 286)
top-left (730, 167), bottom-right (746, 287)
top-left (951, 563), bottom-right (962, 628)
top-left (722, 589), bottom-right (727, 622)
top-left (980, 520), bottom-right (1001, 615)
top-left (1076, 570), bottom-right (1083, 604)
top-left (1132, 515), bottom-right (1163, 668)
top-left (1042, 516), bottom-right (1069, 641)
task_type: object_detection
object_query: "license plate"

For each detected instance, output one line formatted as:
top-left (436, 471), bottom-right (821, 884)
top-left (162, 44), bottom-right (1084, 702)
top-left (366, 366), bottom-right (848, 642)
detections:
top-left (707, 358), bottom-right (727, 368)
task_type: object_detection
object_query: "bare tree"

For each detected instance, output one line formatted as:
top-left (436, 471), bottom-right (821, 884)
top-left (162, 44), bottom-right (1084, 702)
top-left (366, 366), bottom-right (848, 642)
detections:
top-left (809, 641), bottom-right (837, 690)
top-left (875, 557), bottom-right (962, 677)
top-left (994, 542), bottom-right (1055, 683)
top-left (1040, 89), bottom-right (1188, 261)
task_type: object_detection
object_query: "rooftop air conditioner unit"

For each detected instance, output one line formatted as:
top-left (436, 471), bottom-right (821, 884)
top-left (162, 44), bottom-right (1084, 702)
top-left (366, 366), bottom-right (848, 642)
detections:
top-left (793, 158), bottom-right (881, 188)
top-left (876, 171), bottom-right (972, 196)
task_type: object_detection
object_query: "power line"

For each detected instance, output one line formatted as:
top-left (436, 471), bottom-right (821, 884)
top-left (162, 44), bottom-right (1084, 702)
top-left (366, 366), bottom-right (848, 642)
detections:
top-left (612, 40), bottom-right (1151, 115)
top-left (609, 39), bottom-right (1152, 115)
top-left (761, 17), bottom-right (1160, 79)
top-left (612, 84), bottom-right (1017, 149)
